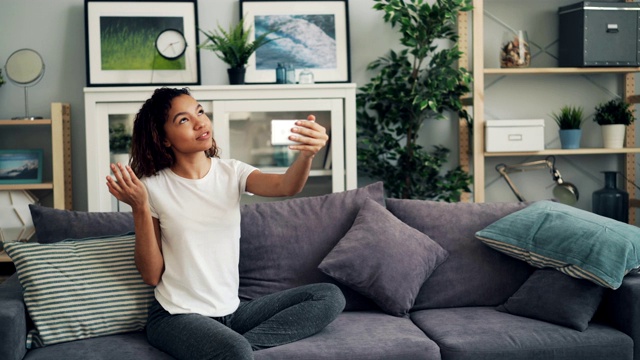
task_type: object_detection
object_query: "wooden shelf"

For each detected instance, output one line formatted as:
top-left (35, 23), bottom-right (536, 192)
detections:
top-left (485, 148), bottom-right (640, 157)
top-left (0, 119), bottom-right (52, 125)
top-left (0, 103), bottom-right (73, 210)
top-left (485, 67), bottom-right (640, 75)
top-left (461, 0), bottom-right (638, 224)
top-left (0, 182), bottom-right (54, 191)
top-left (0, 251), bottom-right (11, 263)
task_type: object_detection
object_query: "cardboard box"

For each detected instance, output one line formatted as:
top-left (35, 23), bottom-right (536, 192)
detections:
top-left (485, 119), bottom-right (545, 152)
top-left (559, 1), bottom-right (640, 67)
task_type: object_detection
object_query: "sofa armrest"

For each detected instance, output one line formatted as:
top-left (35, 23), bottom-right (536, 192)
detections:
top-left (598, 272), bottom-right (640, 360)
top-left (0, 274), bottom-right (27, 360)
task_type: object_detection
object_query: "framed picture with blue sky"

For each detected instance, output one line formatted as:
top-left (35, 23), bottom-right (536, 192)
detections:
top-left (84, 0), bottom-right (200, 86)
top-left (0, 150), bottom-right (43, 185)
top-left (240, 0), bottom-right (351, 84)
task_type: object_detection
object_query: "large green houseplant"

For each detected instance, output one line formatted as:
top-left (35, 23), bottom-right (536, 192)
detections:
top-left (199, 18), bottom-right (277, 84)
top-left (357, 0), bottom-right (473, 201)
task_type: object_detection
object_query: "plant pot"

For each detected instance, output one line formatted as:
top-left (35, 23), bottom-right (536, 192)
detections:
top-left (227, 68), bottom-right (246, 85)
top-left (558, 129), bottom-right (581, 149)
top-left (110, 153), bottom-right (130, 166)
top-left (601, 124), bottom-right (626, 149)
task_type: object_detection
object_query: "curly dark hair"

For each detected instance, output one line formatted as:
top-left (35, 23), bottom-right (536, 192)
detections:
top-left (130, 87), bottom-right (219, 178)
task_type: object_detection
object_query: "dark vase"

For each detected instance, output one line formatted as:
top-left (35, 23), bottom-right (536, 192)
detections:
top-left (227, 68), bottom-right (246, 85)
top-left (592, 171), bottom-right (629, 222)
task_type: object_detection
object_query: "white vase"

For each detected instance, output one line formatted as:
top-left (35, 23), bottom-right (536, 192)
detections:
top-left (601, 124), bottom-right (626, 149)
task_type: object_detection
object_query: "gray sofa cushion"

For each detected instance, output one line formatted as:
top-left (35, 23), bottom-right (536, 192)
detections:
top-left (386, 199), bottom-right (534, 310)
top-left (319, 198), bottom-right (448, 317)
top-left (411, 307), bottom-right (633, 360)
top-left (255, 311), bottom-right (441, 360)
top-left (23, 332), bottom-right (173, 360)
top-left (29, 205), bottom-right (134, 243)
top-left (239, 182), bottom-right (385, 311)
top-left (497, 268), bottom-right (605, 331)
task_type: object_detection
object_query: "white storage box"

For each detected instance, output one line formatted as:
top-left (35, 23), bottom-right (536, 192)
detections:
top-left (485, 119), bottom-right (545, 152)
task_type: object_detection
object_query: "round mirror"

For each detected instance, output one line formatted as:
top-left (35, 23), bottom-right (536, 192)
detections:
top-left (4, 49), bottom-right (45, 119)
top-left (5, 49), bottom-right (45, 86)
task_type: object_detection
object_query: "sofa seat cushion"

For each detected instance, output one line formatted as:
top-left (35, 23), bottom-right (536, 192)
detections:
top-left (410, 307), bottom-right (632, 360)
top-left (23, 332), bottom-right (173, 360)
top-left (254, 311), bottom-right (441, 360)
top-left (386, 199), bottom-right (533, 310)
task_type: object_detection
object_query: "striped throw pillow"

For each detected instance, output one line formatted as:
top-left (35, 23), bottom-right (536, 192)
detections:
top-left (475, 200), bottom-right (640, 290)
top-left (4, 234), bottom-right (154, 348)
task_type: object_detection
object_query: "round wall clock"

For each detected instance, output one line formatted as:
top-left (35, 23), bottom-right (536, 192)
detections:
top-left (155, 29), bottom-right (187, 60)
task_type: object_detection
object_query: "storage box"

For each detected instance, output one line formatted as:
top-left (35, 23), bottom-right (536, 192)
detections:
top-left (558, 1), bottom-right (640, 67)
top-left (485, 119), bottom-right (544, 152)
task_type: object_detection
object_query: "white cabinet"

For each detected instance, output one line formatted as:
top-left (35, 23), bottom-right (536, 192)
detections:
top-left (84, 84), bottom-right (357, 212)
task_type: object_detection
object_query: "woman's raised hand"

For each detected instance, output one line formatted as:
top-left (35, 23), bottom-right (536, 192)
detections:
top-left (289, 114), bottom-right (329, 158)
top-left (106, 163), bottom-right (148, 210)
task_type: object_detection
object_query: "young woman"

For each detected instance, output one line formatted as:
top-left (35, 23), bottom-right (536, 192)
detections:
top-left (106, 87), bottom-right (345, 360)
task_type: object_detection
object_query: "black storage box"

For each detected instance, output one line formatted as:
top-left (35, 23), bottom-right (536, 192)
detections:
top-left (559, 1), bottom-right (640, 66)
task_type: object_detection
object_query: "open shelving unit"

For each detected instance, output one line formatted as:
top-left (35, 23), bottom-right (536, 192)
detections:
top-left (458, 0), bottom-right (638, 224)
top-left (0, 103), bottom-right (72, 263)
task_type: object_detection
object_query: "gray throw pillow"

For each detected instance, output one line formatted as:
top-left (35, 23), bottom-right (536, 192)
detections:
top-left (497, 268), bottom-right (605, 331)
top-left (318, 198), bottom-right (449, 317)
top-left (239, 182), bottom-right (385, 311)
top-left (29, 204), bottom-right (134, 243)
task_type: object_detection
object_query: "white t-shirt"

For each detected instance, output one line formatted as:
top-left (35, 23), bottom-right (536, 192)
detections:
top-left (141, 158), bottom-right (257, 317)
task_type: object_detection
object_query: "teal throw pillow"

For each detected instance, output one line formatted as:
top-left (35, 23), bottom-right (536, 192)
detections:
top-left (475, 200), bottom-right (640, 289)
top-left (4, 234), bottom-right (154, 348)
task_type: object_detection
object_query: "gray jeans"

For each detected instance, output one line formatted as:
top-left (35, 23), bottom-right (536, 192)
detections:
top-left (146, 283), bottom-right (346, 360)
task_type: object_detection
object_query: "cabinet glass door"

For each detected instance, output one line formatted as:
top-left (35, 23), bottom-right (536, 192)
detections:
top-left (212, 98), bottom-right (344, 203)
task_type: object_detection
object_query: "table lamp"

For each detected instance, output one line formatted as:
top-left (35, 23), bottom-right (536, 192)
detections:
top-left (495, 155), bottom-right (579, 205)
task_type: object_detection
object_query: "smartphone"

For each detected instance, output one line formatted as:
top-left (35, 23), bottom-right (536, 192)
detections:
top-left (271, 119), bottom-right (302, 145)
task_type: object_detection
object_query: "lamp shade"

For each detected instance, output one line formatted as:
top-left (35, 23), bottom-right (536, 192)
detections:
top-left (0, 190), bottom-right (38, 243)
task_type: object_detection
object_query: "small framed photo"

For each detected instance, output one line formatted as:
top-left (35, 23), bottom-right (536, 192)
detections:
top-left (240, 0), bottom-right (351, 84)
top-left (0, 150), bottom-right (43, 184)
top-left (84, 0), bottom-right (200, 86)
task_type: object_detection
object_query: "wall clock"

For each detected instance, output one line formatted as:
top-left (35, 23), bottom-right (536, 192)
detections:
top-left (155, 29), bottom-right (187, 60)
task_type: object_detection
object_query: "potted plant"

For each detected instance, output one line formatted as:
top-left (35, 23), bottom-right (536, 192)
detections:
top-left (199, 18), bottom-right (278, 84)
top-left (357, 0), bottom-right (473, 201)
top-left (551, 105), bottom-right (584, 149)
top-left (593, 99), bottom-right (635, 149)
top-left (109, 123), bottom-right (132, 164)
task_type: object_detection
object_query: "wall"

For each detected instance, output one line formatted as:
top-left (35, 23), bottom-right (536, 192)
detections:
top-left (0, 0), bottom-right (635, 214)
top-left (0, 0), bottom-right (402, 210)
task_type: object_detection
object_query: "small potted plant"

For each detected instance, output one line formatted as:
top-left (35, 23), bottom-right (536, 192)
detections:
top-left (109, 123), bottom-right (132, 164)
top-left (199, 18), bottom-right (278, 85)
top-left (593, 99), bottom-right (635, 149)
top-left (551, 105), bottom-right (584, 149)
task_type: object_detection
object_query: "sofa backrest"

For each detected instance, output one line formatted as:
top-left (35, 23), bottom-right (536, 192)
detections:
top-left (386, 199), bottom-right (534, 310)
top-left (238, 182), bottom-right (385, 310)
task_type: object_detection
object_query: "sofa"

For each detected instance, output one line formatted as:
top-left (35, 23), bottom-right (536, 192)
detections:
top-left (1, 181), bottom-right (640, 360)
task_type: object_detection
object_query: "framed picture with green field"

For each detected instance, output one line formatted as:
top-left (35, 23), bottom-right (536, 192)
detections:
top-left (84, 0), bottom-right (200, 86)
